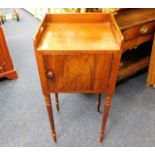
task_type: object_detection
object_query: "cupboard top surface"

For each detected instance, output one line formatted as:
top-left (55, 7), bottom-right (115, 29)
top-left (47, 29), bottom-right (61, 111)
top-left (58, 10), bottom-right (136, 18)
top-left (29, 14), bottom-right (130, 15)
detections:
top-left (37, 23), bottom-right (120, 51)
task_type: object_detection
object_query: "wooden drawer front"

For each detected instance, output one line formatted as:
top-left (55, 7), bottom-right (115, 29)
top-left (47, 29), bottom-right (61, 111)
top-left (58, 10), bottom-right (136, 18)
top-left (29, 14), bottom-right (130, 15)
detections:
top-left (43, 54), bottom-right (114, 93)
top-left (122, 22), bottom-right (155, 41)
top-left (123, 33), bottom-right (154, 51)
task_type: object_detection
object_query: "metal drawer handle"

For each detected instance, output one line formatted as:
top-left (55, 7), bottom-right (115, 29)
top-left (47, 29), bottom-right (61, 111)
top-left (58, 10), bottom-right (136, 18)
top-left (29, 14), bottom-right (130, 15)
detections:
top-left (46, 70), bottom-right (54, 80)
top-left (140, 26), bottom-right (148, 34)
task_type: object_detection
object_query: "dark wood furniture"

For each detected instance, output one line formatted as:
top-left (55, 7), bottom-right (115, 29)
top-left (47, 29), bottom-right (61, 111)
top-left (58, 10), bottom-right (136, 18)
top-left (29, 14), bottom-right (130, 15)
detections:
top-left (117, 8), bottom-right (155, 81)
top-left (34, 13), bottom-right (123, 143)
top-left (97, 8), bottom-right (155, 111)
top-left (0, 25), bottom-right (17, 79)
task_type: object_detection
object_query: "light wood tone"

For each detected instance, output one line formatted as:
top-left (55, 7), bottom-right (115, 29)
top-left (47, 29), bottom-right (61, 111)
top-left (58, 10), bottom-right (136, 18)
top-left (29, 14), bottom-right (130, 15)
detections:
top-left (34, 13), bottom-right (123, 143)
top-left (0, 26), bottom-right (17, 80)
top-left (38, 23), bottom-right (120, 51)
top-left (147, 34), bottom-right (155, 87)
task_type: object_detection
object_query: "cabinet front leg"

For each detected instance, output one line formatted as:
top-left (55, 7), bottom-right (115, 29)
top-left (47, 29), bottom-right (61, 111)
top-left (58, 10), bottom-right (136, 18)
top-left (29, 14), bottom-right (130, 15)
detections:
top-left (44, 94), bottom-right (57, 142)
top-left (100, 95), bottom-right (112, 143)
top-left (97, 94), bottom-right (102, 112)
top-left (55, 93), bottom-right (60, 112)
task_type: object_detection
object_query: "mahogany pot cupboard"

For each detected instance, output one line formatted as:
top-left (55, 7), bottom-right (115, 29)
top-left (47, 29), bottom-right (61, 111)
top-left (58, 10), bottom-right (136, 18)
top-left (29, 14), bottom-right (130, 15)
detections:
top-left (34, 13), bottom-right (123, 143)
top-left (0, 25), bottom-right (17, 80)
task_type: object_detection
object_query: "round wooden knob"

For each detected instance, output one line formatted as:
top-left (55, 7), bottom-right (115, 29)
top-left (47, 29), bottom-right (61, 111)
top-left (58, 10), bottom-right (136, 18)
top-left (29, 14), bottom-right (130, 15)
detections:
top-left (46, 70), bottom-right (54, 80)
top-left (140, 26), bottom-right (148, 34)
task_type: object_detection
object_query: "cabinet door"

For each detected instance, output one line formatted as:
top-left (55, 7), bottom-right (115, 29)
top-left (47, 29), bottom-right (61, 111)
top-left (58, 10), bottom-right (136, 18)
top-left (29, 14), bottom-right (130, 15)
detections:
top-left (43, 54), bottom-right (116, 93)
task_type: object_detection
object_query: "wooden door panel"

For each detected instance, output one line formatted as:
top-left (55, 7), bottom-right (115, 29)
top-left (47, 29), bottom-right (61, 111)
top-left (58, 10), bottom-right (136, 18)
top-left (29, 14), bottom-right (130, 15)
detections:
top-left (43, 54), bottom-right (113, 93)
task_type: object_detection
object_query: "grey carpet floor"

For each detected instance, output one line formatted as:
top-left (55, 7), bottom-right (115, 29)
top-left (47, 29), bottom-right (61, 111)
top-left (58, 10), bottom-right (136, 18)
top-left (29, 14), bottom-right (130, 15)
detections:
top-left (0, 9), bottom-right (155, 147)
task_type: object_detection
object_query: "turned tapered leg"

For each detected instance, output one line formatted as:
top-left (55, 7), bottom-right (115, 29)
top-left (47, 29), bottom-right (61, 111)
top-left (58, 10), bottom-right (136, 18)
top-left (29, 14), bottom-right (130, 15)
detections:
top-left (97, 94), bottom-right (102, 112)
top-left (44, 94), bottom-right (57, 142)
top-left (55, 93), bottom-right (60, 112)
top-left (100, 95), bottom-right (112, 143)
